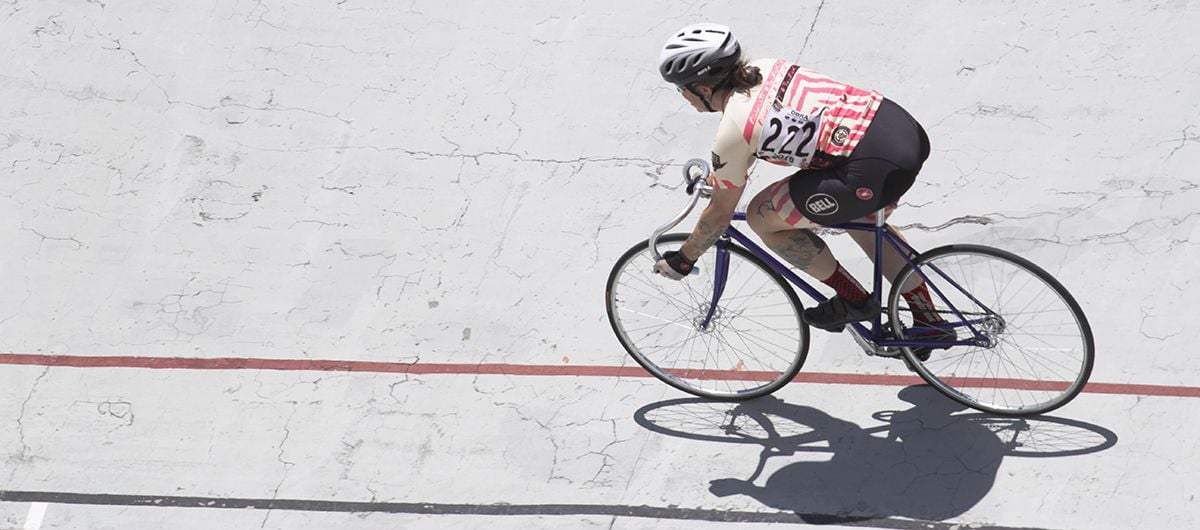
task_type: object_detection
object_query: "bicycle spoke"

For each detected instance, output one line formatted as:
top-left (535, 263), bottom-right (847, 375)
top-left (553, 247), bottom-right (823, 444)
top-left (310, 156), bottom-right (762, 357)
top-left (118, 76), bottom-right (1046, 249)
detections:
top-left (996, 333), bottom-right (1080, 378)
top-left (724, 323), bottom-right (800, 367)
top-left (894, 247), bottom-right (1092, 415)
top-left (605, 237), bottom-right (814, 398)
top-left (622, 315), bottom-right (697, 336)
top-left (619, 273), bottom-right (697, 321)
top-left (731, 313), bottom-right (809, 345)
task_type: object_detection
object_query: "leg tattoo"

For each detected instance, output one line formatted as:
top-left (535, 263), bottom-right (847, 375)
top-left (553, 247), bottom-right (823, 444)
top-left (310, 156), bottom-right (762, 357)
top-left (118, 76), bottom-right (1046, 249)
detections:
top-left (755, 196), bottom-right (778, 220)
top-left (772, 229), bottom-right (828, 270)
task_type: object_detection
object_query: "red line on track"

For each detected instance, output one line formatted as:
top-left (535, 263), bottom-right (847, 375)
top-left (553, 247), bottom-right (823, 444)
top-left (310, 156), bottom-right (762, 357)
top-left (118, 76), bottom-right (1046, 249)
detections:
top-left (2, 353), bottom-right (1197, 398)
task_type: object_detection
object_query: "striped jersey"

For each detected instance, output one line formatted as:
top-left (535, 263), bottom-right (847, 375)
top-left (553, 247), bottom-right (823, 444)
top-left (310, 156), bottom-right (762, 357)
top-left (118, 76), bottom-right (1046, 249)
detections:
top-left (708, 58), bottom-right (883, 189)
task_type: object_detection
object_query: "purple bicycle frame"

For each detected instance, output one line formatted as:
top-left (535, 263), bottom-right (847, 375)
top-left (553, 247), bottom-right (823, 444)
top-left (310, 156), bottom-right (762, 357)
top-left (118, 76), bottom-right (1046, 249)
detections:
top-left (696, 212), bottom-right (990, 350)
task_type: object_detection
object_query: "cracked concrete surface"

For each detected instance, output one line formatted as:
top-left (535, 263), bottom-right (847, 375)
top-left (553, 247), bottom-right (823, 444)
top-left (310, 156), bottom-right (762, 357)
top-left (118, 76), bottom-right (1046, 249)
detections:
top-left (9, 367), bottom-right (51, 478)
top-left (1, 0), bottom-right (1199, 528)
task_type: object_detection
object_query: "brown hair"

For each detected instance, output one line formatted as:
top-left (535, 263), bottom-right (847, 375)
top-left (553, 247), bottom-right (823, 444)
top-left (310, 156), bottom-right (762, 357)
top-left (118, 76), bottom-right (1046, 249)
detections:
top-left (720, 60), bottom-right (763, 95)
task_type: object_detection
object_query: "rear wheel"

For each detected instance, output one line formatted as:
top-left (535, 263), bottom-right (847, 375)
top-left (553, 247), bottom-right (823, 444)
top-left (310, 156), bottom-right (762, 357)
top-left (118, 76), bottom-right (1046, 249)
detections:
top-left (605, 234), bottom-right (809, 400)
top-left (887, 244), bottom-right (1094, 416)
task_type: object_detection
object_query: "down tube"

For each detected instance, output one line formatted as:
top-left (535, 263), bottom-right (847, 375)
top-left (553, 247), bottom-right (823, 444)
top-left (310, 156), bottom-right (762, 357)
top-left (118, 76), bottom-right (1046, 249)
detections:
top-left (723, 225), bottom-right (829, 303)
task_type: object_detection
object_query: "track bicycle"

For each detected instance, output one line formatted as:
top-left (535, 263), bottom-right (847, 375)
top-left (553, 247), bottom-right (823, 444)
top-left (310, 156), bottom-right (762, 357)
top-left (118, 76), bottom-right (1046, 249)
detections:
top-left (604, 159), bottom-right (1094, 415)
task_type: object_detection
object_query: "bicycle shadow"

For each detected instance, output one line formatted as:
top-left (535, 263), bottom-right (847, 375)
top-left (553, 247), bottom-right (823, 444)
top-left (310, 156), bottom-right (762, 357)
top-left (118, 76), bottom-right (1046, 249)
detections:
top-left (634, 385), bottom-right (1118, 523)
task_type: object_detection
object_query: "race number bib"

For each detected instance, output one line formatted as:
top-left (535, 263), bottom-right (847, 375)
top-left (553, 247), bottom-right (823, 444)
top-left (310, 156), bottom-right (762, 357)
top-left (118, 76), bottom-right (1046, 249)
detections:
top-left (756, 101), bottom-right (823, 168)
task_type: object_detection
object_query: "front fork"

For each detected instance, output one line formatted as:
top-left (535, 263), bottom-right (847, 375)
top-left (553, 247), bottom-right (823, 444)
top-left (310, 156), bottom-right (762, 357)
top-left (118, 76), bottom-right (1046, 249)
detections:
top-left (696, 236), bottom-right (731, 331)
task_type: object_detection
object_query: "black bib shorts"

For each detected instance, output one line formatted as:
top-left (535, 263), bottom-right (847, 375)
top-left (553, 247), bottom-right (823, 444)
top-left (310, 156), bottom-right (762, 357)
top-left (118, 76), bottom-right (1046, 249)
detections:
top-left (787, 98), bottom-right (931, 226)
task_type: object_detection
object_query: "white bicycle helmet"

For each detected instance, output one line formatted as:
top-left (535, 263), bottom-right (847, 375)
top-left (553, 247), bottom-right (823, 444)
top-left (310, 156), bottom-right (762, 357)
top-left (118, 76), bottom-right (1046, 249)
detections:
top-left (658, 23), bottom-right (742, 87)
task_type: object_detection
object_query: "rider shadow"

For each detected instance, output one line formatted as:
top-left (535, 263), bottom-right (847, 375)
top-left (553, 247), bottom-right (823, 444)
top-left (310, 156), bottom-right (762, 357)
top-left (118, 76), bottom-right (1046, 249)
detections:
top-left (635, 385), bottom-right (1118, 523)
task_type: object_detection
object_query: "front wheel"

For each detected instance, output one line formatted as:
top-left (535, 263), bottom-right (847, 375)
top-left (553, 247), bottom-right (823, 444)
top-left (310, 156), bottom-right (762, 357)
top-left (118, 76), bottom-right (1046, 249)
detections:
top-left (605, 234), bottom-right (809, 400)
top-left (888, 244), bottom-right (1095, 416)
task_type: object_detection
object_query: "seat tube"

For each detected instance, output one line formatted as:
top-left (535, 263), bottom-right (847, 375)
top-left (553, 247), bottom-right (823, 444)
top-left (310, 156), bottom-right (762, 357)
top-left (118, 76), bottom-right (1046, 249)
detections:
top-left (872, 209), bottom-right (886, 330)
top-left (698, 237), bottom-right (731, 330)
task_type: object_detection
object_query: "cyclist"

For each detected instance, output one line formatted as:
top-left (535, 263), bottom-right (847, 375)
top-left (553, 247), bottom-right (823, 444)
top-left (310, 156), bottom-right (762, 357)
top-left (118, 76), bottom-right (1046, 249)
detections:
top-left (651, 22), bottom-right (948, 337)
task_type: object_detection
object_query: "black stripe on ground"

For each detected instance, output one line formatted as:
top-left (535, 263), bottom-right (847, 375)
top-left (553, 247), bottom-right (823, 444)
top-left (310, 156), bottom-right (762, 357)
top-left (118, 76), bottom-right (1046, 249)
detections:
top-left (0, 490), bottom-right (1049, 529)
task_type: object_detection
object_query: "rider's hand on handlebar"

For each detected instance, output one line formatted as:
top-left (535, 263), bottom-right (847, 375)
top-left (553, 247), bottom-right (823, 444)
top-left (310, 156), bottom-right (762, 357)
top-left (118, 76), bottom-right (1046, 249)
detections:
top-left (653, 250), bottom-right (696, 280)
top-left (684, 170), bottom-right (716, 196)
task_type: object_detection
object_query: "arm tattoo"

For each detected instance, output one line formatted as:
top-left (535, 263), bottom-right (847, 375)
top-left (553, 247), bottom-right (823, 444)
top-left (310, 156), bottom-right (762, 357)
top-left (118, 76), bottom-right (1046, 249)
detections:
top-left (682, 218), bottom-right (730, 261)
top-left (695, 220), bottom-right (723, 249)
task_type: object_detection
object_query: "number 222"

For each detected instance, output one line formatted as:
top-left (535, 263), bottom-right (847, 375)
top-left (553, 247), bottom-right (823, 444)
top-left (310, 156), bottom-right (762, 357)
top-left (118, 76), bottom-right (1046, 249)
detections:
top-left (761, 118), bottom-right (815, 157)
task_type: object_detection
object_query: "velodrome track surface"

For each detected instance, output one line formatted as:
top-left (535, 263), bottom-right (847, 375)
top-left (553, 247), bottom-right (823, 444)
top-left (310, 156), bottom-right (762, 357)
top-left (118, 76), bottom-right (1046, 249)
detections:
top-left (3, 1), bottom-right (1199, 528)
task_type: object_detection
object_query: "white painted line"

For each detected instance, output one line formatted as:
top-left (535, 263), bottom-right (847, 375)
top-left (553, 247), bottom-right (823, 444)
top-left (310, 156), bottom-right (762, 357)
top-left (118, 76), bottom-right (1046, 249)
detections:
top-left (23, 502), bottom-right (47, 530)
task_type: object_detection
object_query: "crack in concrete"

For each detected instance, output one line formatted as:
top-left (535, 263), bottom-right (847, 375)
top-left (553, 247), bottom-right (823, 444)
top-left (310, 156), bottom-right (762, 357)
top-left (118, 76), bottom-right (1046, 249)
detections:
top-left (934, 103), bottom-right (1050, 129)
top-left (21, 225), bottom-right (85, 250)
top-left (240, 0), bottom-right (283, 30)
top-left (503, 90), bottom-right (524, 152)
top-left (31, 14), bottom-right (65, 47)
top-left (261, 403), bottom-right (299, 528)
top-left (221, 101), bottom-right (353, 126)
top-left (1138, 308), bottom-right (1182, 342)
top-left (97, 400), bottom-right (135, 427)
top-left (582, 418), bottom-right (634, 488)
top-left (482, 190), bottom-right (534, 284)
top-left (289, 218), bottom-right (355, 229)
top-left (892, 215), bottom-right (996, 232)
top-left (1162, 125), bottom-right (1199, 159)
top-left (795, 0), bottom-right (827, 60)
top-left (156, 275), bottom-right (245, 340)
top-left (9, 367), bottom-right (51, 482)
top-left (956, 42), bottom-right (1031, 77)
top-left (335, 439), bottom-right (364, 481)
top-left (1020, 211), bottom-right (1200, 249)
top-left (232, 140), bottom-right (672, 170)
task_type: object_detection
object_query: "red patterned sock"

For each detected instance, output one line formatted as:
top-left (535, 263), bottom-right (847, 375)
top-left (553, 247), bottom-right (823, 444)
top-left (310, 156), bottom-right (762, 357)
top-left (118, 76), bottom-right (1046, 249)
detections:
top-left (820, 263), bottom-right (869, 304)
top-left (902, 283), bottom-right (945, 324)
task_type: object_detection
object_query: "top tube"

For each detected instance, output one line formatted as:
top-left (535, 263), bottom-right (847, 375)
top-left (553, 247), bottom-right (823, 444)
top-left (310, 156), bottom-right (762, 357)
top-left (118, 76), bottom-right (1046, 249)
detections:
top-left (730, 212), bottom-right (879, 233)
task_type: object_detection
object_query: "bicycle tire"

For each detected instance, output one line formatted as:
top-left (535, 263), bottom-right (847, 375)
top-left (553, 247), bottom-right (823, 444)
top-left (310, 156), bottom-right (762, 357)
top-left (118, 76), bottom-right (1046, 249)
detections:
top-left (887, 244), bottom-right (1095, 416)
top-left (605, 233), bottom-right (809, 400)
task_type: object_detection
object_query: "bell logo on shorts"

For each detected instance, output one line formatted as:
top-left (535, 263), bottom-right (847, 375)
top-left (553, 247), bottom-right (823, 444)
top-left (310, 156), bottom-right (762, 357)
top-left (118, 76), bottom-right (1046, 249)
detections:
top-left (856, 187), bottom-right (874, 201)
top-left (805, 193), bottom-right (839, 216)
